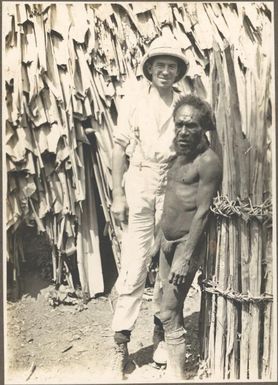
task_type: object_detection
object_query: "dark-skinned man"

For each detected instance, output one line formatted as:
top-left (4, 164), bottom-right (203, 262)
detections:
top-left (148, 94), bottom-right (222, 379)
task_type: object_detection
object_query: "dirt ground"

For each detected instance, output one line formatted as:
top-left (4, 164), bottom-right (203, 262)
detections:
top-left (6, 271), bottom-right (202, 384)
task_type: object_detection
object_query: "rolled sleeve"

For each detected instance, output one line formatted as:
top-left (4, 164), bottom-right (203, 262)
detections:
top-left (113, 127), bottom-right (130, 149)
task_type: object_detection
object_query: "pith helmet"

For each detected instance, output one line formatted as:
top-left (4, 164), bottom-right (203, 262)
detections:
top-left (141, 36), bottom-right (189, 83)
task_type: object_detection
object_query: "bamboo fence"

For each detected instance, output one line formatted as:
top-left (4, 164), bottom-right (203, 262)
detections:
top-left (199, 4), bottom-right (273, 380)
top-left (4, 2), bottom-right (274, 379)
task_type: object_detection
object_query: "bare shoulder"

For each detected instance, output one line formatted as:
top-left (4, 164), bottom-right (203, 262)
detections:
top-left (199, 148), bottom-right (221, 165)
top-left (198, 148), bottom-right (222, 180)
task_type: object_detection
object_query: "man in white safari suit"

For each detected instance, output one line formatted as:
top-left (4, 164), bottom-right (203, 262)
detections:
top-left (110, 34), bottom-right (189, 379)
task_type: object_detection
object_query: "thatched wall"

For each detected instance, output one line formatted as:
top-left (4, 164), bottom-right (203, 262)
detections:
top-left (4, 2), bottom-right (273, 379)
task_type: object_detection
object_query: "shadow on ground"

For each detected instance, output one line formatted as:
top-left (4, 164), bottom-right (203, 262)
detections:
top-left (7, 270), bottom-right (52, 302)
top-left (128, 310), bottom-right (200, 378)
top-left (129, 344), bottom-right (154, 367)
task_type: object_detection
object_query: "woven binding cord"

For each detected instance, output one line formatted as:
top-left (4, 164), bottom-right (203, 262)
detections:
top-left (201, 279), bottom-right (273, 304)
top-left (210, 193), bottom-right (272, 224)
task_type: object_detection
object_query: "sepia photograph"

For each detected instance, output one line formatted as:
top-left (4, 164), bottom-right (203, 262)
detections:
top-left (2, 1), bottom-right (276, 384)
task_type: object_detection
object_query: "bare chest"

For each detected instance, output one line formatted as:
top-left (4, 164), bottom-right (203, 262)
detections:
top-left (167, 161), bottom-right (199, 185)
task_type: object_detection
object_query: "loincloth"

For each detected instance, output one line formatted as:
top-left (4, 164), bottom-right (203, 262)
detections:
top-left (160, 230), bottom-right (206, 270)
top-left (160, 232), bottom-right (189, 256)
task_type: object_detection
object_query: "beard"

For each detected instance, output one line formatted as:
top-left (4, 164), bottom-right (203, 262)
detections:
top-left (174, 137), bottom-right (195, 155)
top-left (173, 132), bottom-right (209, 157)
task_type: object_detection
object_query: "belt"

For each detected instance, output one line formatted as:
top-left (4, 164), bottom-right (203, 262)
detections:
top-left (129, 160), bottom-right (170, 172)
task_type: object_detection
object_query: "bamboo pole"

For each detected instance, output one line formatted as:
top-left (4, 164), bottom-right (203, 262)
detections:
top-left (225, 218), bottom-right (240, 379)
top-left (199, 215), bottom-right (217, 362)
top-left (207, 286), bottom-right (216, 374)
top-left (248, 221), bottom-right (262, 379)
top-left (224, 44), bottom-right (245, 379)
top-left (214, 218), bottom-right (228, 379)
top-left (51, 244), bottom-right (57, 282)
top-left (247, 45), bottom-right (270, 379)
top-left (239, 221), bottom-right (251, 379)
top-left (238, 52), bottom-right (251, 379)
top-left (213, 44), bottom-right (234, 380)
top-left (199, 291), bottom-right (209, 362)
top-left (261, 227), bottom-right (272, 378)
top-left (76, 207), bottom-right (89, 296)
top-left (56, 216), bottom-right (66, 286)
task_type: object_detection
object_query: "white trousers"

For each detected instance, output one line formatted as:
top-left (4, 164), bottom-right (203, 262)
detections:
top-left (111, 163), bottom-right (168, 332)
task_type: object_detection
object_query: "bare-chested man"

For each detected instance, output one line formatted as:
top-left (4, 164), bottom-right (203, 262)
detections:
top-left (149, 94), bottom-right (222, 379)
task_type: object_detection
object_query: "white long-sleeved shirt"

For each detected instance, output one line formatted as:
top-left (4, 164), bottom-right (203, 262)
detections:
top-left (113, 82), bottom-right (181, 164)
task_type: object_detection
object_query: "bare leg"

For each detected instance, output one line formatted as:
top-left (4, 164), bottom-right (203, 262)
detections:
top-left (159, 242), bottom-right (198, 380)
top-left (166, 336), bottom-right (186, 379)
